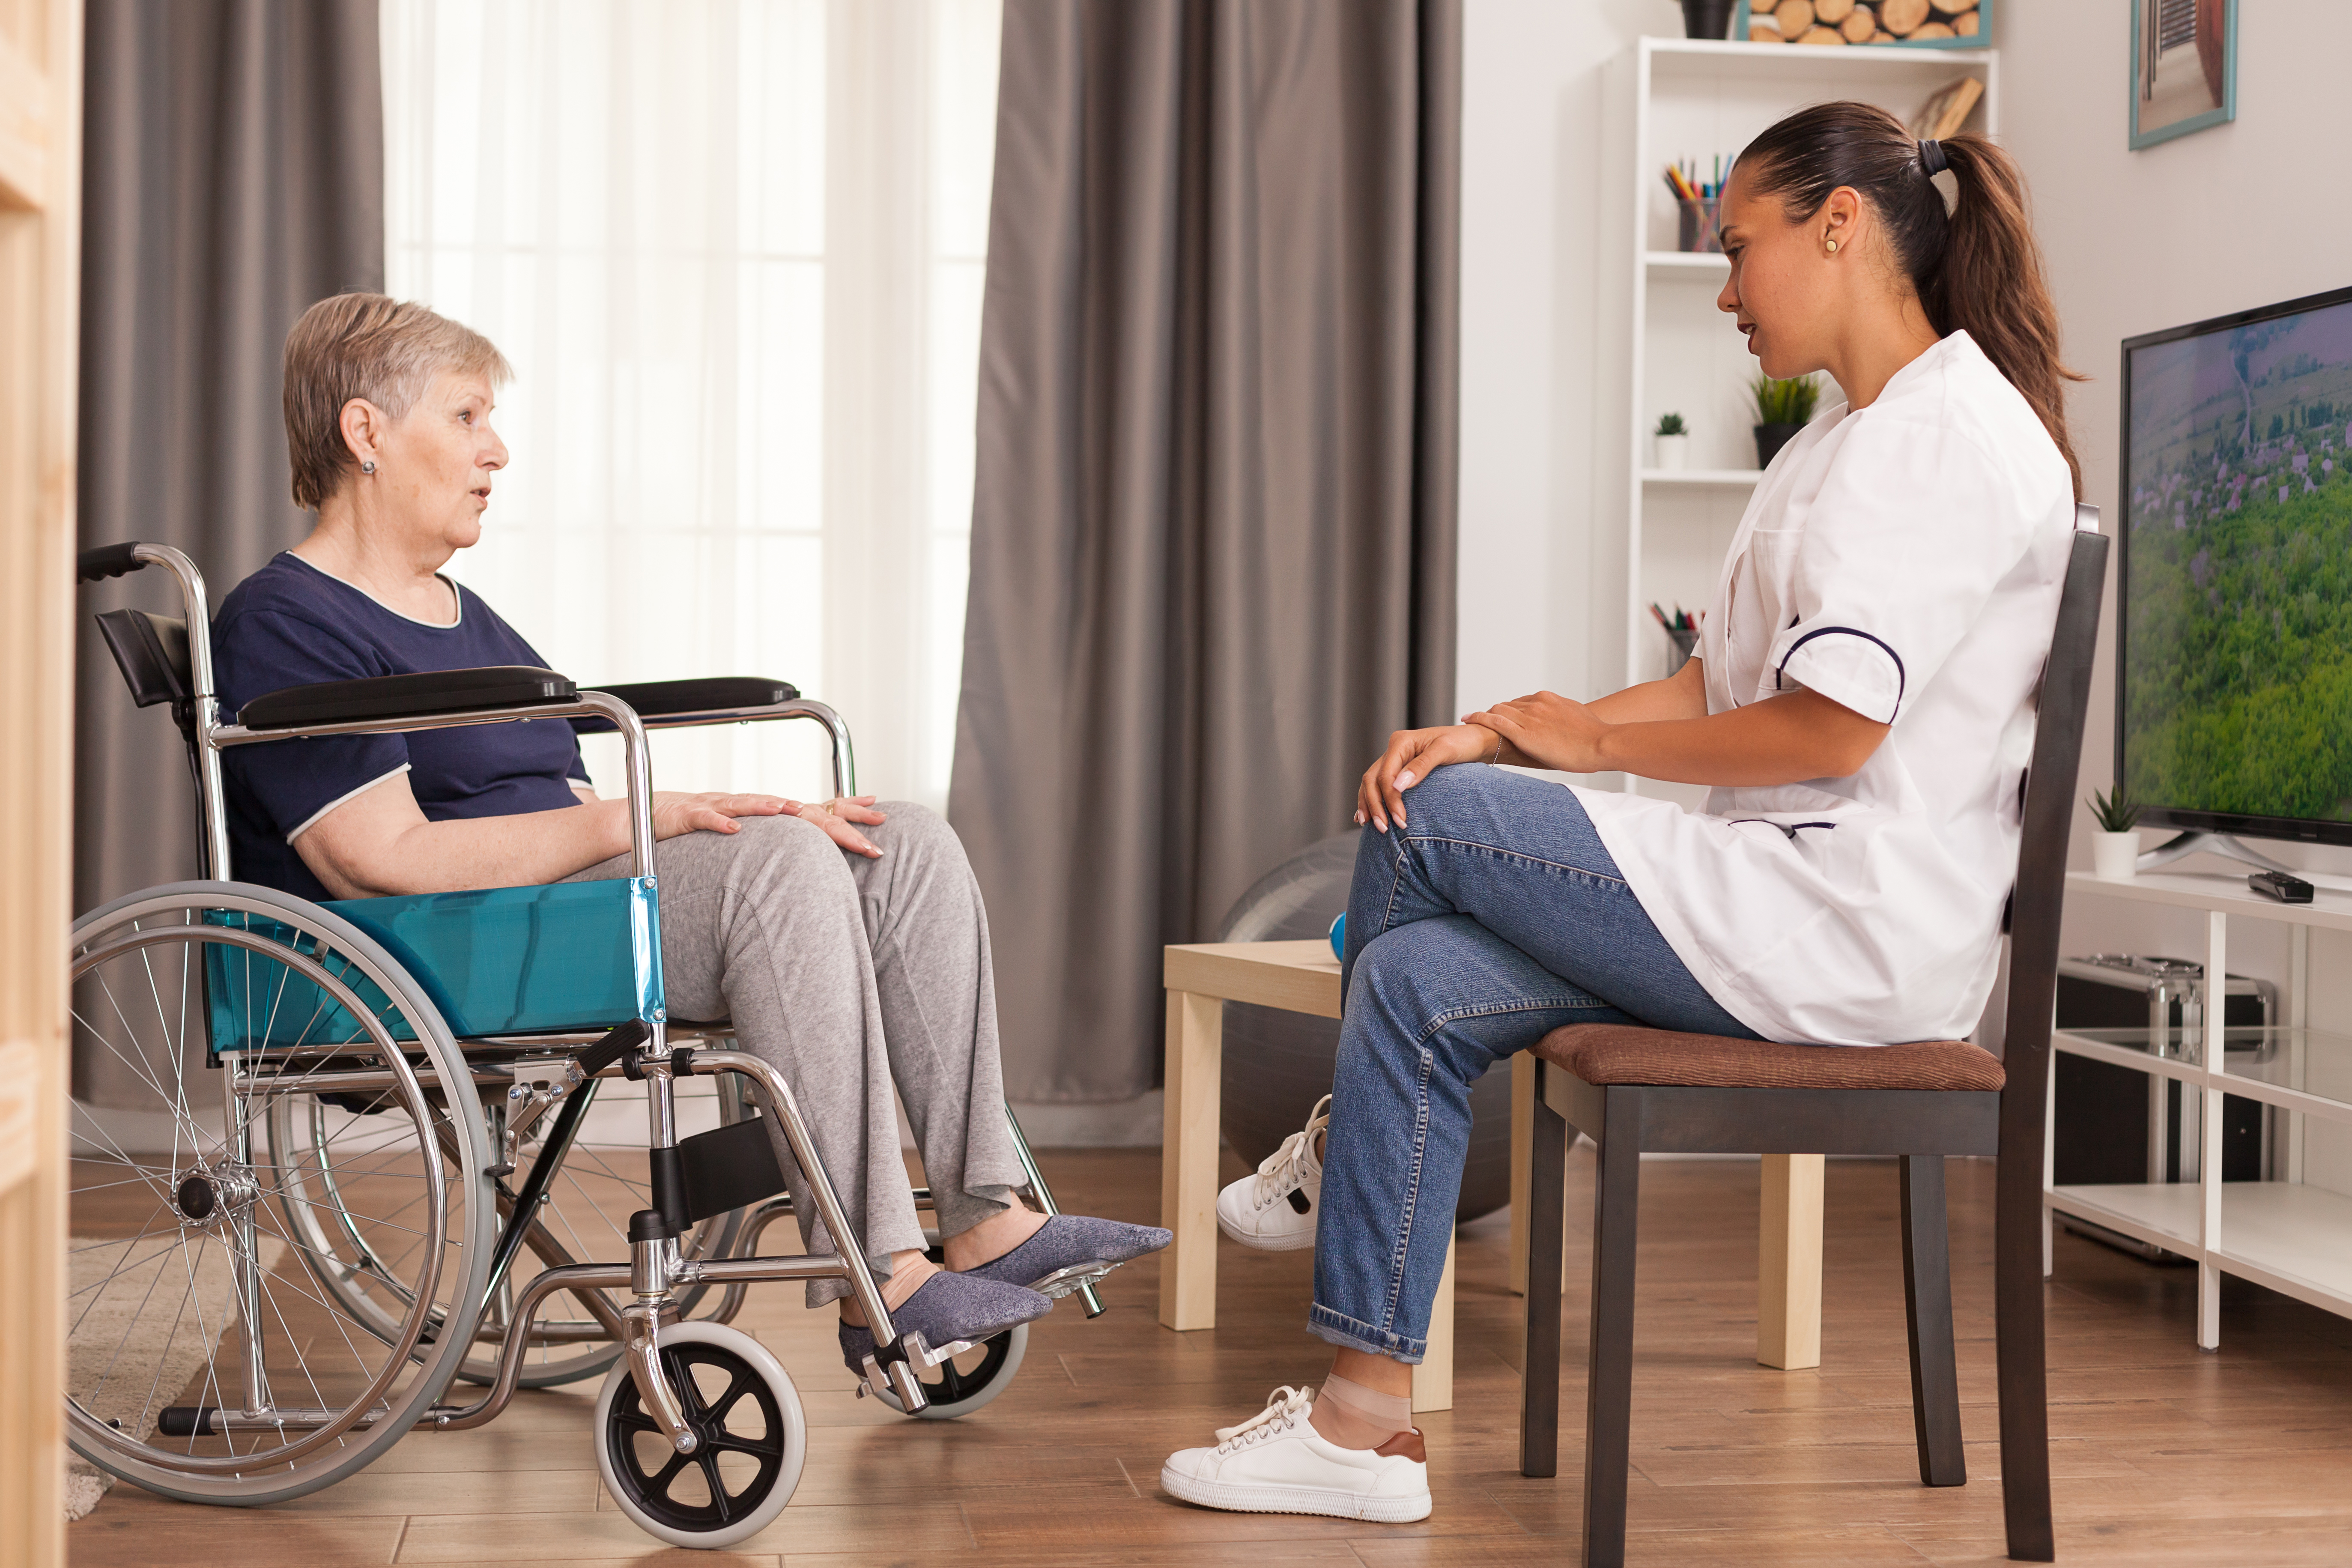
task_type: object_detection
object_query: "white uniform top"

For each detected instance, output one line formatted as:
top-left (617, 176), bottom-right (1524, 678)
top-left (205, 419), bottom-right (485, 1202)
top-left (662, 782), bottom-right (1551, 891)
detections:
top-left (1576, 332), bottom-right (2075, 1046)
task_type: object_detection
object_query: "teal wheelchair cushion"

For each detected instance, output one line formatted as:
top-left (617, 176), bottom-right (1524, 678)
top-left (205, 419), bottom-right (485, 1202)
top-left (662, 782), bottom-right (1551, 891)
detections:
top-left (203, 877), bottom-right (663, 1051)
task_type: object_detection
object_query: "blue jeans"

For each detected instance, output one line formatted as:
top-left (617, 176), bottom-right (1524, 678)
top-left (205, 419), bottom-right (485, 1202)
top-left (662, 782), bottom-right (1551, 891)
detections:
top-left (1307, 764), bottom-right (1758, 1362)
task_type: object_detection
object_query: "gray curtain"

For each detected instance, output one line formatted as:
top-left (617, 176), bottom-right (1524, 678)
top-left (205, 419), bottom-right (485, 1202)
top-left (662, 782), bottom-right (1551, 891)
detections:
top-left (73, 0), bottom-right (382, 1108)
top-left (74, 0), bottom-right (384, 916)
top-left (950, 0), bottom-right (1460, 1103)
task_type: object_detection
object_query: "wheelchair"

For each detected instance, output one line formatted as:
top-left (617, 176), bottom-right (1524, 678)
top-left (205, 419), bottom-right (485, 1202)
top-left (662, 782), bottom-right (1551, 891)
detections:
top-left (66, 541), bottom-right (1108, 1548)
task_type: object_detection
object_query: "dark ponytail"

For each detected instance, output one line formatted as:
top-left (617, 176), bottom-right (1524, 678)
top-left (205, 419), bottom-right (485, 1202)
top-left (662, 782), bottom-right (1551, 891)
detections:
top-left (1736, 102), bottom-right (2084, 499)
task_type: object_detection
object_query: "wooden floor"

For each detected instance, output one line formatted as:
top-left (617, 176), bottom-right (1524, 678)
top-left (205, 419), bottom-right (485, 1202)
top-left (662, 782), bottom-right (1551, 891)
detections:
top-left (69, 1147), bottom-right (2352, 1566)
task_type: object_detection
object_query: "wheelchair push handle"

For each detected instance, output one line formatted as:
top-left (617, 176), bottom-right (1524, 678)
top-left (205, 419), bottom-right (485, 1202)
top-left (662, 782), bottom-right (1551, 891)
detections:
top-left (78, 541), bottom-right (149, 583)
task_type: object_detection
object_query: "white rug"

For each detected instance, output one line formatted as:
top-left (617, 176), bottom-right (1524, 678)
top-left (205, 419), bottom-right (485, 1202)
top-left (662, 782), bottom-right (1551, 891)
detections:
top-left (66, 1231), bottom-right (284, 1521)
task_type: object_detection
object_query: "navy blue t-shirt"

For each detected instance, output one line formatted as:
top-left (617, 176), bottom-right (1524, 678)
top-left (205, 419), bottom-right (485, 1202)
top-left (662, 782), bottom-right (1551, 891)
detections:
top-left (213, 553), bottom-right (590, 901)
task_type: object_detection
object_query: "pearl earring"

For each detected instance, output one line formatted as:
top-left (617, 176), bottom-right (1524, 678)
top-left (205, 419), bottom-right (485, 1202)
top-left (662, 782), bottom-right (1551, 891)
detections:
top-left (1824, 238), bottom-right (1839, 254)
top-left (361, 461), bottom-right (376, 474)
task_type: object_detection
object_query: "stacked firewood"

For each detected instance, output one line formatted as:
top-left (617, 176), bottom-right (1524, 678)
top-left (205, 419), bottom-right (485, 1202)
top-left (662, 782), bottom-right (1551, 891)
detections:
top-left (1749, 0), bottom-right (1982, 44)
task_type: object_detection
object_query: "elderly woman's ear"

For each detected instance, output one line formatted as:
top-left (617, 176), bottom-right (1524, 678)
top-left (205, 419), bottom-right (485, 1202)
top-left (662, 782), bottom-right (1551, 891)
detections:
top-left (338, 398), bottom-right (387, 483)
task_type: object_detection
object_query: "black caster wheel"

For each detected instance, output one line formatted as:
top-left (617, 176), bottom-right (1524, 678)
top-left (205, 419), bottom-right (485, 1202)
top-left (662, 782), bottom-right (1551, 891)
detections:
top-left (594, 1322), bottom-right (806, 1547)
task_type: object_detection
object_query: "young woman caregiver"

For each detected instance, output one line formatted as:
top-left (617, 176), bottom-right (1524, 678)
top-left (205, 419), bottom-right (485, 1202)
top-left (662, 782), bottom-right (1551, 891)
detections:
top-left (1161, 101), bottom-right (2082, 1523)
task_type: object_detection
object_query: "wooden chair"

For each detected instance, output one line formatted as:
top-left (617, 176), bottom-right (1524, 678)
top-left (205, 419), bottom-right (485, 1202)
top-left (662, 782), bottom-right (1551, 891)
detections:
top-left (1516, 516), bottom-right (2108, 1567)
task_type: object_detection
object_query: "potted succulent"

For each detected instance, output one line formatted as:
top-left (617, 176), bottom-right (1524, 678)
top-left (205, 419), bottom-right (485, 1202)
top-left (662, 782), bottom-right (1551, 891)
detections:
top-left (2088, 785), bottom-right (2141, 880)
top-left (1654, 412), bottom-right (1690, 471)
top-left (1750, 372), bottom-right (1821, 469)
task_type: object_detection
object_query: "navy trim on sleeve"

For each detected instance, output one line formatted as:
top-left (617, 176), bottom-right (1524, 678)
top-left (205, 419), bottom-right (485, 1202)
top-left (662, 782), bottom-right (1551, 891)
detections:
top-left (1775, 625), bottom-right (1907, 716)
top-left (1730, 819), bottom-right (1839, 840)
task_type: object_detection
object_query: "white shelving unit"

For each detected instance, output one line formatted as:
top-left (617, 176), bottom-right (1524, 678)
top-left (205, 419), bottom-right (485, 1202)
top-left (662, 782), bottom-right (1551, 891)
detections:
top-left (1596, 39), bottom-right (1998, 794)
top-left (2054, 870), bottom-right (2352, 1350)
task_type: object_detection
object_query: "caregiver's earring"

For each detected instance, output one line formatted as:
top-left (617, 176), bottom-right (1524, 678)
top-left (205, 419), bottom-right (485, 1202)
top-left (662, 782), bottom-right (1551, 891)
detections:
top-left (1824, 237), bottom-right (1839, 254)
top-left (361, 460), bottom-right (376, 474)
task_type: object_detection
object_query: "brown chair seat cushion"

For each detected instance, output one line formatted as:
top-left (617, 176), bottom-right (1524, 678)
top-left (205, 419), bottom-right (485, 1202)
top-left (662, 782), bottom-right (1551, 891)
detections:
top-left (1534, 1024), bottom-right (2005, 1093)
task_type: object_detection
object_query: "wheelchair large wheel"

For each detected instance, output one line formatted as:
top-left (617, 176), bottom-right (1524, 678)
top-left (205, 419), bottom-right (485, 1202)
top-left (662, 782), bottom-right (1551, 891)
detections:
top-left (269, 1073), bottom-right (747, 1390)
top-left (594, 1322), bottom-right (806, 1549)
top-left (64, 883), bottom-right (496, 1505)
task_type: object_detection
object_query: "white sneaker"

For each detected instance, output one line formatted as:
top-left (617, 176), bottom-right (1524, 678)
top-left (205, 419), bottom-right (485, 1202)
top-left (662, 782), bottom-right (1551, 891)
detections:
top-left (1216, 1094), bottom-right (1328, 1251)
top-left (1160, 1385), bottom-right (1431, 1522)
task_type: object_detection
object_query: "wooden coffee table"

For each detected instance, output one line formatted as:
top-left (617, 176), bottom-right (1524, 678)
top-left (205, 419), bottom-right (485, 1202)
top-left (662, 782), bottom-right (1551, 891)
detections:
top-left (1160, 940), bottom-right (1460, 1410)
top-left (1162, 940), bottom-right (1827, 1414)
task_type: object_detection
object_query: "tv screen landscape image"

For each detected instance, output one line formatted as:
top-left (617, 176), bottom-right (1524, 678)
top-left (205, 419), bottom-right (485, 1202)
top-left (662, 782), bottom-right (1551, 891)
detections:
top-left (2120, 286), bottom-right (2352, 844)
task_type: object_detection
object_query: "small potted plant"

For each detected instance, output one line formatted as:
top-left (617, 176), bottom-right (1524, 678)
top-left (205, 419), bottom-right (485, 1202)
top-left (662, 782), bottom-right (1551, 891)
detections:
top-left (2088, 785), bottom-right (2141, 880)
top-left (1680, 0), bottom-right (1734, 37)
top-left (1654, 412), bottom-right (1690, 471)
top-left (1750, 372), bottom-right (1821, 469)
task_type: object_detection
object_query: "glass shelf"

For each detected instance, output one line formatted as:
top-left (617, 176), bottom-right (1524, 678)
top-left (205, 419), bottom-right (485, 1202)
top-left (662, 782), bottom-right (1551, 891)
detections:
top-left (2056, 1024), bottom-right (2352, 1119)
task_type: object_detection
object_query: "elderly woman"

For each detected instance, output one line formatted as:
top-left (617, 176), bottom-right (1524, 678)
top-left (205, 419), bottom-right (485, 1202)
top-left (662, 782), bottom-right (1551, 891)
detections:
top-left (215, 293), bottom-right (1165, 1370)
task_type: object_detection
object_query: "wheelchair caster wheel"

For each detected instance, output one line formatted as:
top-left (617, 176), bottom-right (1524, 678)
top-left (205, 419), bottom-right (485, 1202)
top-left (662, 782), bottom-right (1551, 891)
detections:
top-left (871, 1323), bottom-right (1028, 1420)
top-left (594, 1322), bottom-right (806, 1548)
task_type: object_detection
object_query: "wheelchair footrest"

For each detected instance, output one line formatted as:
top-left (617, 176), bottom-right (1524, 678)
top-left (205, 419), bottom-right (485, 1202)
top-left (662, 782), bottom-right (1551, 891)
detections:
top-left (1029, 1260), bottom-right (1122, 1301)
top-left (854, 1332), bottom-right (973, 1401)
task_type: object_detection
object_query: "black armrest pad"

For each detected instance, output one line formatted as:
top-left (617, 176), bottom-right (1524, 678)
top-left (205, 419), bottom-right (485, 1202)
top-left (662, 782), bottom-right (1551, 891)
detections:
top-left (570, 677), bottom-right (800, 732)
top-left (239, 666), bottom-right (576, 731)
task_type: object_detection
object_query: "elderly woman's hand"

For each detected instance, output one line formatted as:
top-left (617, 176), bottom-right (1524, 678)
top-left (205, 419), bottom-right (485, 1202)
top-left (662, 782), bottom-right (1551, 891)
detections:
top-left (650, 791), bottom-right (794, 841)
top-left (642, 791), bottom-right (888, 859)
top-left (787, 795), bottom-right (888, 860)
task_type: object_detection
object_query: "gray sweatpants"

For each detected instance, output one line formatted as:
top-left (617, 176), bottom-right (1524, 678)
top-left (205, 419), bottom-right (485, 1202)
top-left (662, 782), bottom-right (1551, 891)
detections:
top-left (567, 803), bottom-right (1026, 1303)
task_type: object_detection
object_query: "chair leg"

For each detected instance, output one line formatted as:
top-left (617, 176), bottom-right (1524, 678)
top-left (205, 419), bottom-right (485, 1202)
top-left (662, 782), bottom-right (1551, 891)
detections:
top-left (1517, 1082), bottom-right (1568, 1478)
top-left (1899, 1153), bottom-right (1967, 1486)
top-left (1580, 1088), bottom-right (1642, 1568)
top-left (1996, 1133), bottom-right (2056, 1560)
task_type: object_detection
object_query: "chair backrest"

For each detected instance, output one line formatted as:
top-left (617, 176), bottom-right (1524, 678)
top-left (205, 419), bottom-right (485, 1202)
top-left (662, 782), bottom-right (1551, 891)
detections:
top-left (1999, 511), bottom-right (2109, 1076)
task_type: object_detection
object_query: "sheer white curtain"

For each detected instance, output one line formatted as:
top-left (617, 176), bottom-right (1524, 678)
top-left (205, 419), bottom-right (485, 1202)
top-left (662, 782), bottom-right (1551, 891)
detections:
top-left (382, 0), bottom-right (1000, 811)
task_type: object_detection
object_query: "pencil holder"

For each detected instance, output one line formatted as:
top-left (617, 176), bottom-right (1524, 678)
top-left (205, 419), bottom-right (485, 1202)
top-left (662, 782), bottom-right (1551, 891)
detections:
top-left (1677, 197), bottom-right (1721, 254)
top-left (1666, 626), bottom-right (1699, 677)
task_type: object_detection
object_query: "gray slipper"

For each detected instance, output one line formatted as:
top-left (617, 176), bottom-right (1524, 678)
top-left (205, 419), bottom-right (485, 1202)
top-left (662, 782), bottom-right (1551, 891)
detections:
top-left (958, 1214), bottom-right (1172, 1293)
top-left (839, 1269), bottom-right (1051, 1374)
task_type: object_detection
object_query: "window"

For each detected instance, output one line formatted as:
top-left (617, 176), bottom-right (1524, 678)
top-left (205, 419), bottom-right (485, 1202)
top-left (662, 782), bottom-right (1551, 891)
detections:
top-left (383, 0), bottom-right (1000, 809)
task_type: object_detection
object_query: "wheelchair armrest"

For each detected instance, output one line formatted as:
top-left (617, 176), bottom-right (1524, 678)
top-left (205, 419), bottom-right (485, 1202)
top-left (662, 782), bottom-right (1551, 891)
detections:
top-left (569, 677), bottom-right (801, 733)
top-left (238, 666), bottom-right (577, 731)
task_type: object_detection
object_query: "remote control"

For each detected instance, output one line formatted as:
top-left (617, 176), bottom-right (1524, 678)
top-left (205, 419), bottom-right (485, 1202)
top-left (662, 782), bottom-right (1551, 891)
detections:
top-left (2248, 870), bottom-right (2314, 905)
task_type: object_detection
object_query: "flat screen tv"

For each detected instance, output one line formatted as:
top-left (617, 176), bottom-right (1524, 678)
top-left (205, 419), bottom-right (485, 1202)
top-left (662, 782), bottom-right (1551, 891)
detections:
top-left (2118, 284), bottom-right (2352, 859)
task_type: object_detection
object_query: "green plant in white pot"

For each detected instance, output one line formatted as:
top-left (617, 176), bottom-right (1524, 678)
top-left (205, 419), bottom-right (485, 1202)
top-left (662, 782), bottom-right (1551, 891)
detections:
top-left (1654, 412), bottom-right (1689, 471)
top-left (2088, 786), bottom-right (2141, 880)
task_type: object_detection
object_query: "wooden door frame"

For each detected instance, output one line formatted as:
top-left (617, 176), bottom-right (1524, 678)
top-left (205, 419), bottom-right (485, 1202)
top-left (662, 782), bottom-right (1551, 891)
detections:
top-left (0, 0), bottom-right (83, 1557)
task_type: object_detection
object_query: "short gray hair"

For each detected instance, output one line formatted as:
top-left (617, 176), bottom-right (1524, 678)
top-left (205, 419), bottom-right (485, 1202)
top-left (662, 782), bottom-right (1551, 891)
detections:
top-left (281, 293), bottom-right (513, 510)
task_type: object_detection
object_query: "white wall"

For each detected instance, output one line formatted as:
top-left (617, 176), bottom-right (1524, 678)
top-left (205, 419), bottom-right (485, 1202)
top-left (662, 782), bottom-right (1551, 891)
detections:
top-left (1456, 0), bottom-right (1689, 716)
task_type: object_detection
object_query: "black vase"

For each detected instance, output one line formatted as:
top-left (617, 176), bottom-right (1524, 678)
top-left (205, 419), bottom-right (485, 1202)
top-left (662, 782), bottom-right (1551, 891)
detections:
top-left (1680, 0), bottom-right (1737, 39)
top-left (1754, 422), bottom-right (1801, 469)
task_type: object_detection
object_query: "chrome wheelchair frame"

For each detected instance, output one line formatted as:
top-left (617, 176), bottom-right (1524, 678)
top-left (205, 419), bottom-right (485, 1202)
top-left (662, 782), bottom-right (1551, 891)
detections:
top-left (67, 541), bottom-right (1096, 1545)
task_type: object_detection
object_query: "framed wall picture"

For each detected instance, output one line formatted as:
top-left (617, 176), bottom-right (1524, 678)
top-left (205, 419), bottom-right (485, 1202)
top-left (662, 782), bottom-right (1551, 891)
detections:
top-left (2131, 0), bottom-right (2237, 149)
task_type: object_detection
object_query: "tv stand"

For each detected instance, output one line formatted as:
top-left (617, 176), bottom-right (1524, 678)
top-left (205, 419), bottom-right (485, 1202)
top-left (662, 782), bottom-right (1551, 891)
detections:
top-left (2139, 830), bottom-right (2298, 876)
top-left (2057, 869), bottom-right (2352, 1352)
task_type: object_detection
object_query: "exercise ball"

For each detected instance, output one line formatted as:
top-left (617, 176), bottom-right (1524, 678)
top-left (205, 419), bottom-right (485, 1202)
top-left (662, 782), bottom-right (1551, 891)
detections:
top-left (1216, 830), bottom-right (1514, 1223)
